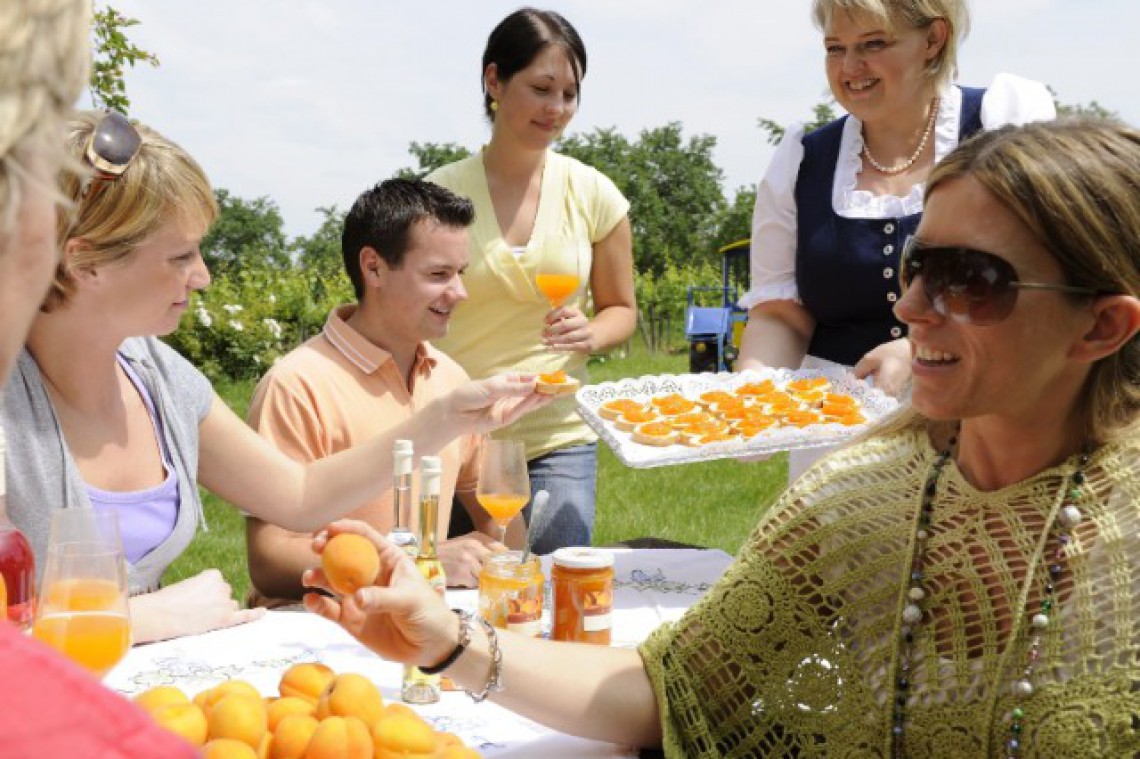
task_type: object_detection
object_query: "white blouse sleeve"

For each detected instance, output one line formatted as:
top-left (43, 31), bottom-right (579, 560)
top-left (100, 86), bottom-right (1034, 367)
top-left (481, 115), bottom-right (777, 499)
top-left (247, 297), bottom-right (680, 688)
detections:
top-left (738, 123), bottom-right (806, 310)
top-left (980, 73), bottom-right (1057, 128)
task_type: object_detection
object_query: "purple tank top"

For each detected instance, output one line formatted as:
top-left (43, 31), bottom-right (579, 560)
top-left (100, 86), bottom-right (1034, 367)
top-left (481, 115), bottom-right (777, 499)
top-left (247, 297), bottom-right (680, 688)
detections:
top-left (86, 357), bottom-right (179, 565)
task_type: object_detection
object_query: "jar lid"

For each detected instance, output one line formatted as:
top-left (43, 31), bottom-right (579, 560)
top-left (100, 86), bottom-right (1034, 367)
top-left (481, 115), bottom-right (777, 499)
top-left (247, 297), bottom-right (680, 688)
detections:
top-left (551, 547), bottom-right (614, 569)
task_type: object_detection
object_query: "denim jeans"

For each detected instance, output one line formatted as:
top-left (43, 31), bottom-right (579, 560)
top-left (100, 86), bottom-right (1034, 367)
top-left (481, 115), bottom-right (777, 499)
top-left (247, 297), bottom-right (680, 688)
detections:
top-left (522, 442), bottom-right (598, 555)
top-left (447, 442), bottom-right (598, 555)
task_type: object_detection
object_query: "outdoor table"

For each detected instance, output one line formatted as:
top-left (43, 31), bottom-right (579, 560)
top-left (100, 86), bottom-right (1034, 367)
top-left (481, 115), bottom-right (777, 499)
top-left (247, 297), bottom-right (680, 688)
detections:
top-left (107, 548), bottom-right (733, 757)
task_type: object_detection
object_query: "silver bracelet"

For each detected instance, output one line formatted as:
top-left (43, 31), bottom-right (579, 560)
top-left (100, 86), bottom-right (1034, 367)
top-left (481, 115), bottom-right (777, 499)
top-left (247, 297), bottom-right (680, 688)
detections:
top-left (464, 613), bottom-right (504, 703)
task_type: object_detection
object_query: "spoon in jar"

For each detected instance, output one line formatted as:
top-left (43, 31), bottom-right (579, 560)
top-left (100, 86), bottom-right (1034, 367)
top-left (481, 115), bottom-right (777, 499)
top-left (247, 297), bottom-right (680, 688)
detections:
top-left (520, 489), bottom-right (549, 564)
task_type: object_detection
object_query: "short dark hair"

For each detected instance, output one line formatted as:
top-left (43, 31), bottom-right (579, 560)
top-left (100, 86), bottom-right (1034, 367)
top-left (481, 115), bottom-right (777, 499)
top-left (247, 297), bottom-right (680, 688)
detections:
top-left (482, 8), bottom-right (587, 121)
top-left (341, 178), bottom-right (474, 299)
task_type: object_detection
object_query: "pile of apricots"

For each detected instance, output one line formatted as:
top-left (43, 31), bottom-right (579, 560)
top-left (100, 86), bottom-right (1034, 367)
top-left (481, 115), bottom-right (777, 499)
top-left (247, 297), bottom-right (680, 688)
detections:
top-left (133, 662), bottom-right (480, 758)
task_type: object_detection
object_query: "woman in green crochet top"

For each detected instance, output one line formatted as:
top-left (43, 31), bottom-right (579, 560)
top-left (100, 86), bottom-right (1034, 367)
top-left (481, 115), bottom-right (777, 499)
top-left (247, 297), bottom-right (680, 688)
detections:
top-left (304, 118), bottom-right (1140, 758)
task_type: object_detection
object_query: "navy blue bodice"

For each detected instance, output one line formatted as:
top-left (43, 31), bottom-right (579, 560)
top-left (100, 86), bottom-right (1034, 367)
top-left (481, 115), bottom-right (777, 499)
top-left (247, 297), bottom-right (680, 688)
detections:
top-left (793, 87), bottom-right (985, 365)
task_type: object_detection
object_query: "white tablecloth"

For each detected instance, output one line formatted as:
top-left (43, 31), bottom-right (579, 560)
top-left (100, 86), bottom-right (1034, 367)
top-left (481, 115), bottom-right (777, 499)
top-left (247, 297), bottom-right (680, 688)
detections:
top-left (106, 548), bottom-right (732, 757)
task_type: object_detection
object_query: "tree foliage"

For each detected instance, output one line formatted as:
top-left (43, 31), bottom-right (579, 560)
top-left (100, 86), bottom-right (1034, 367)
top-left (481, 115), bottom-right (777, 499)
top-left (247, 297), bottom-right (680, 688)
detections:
top-left (201, 189), bottom-right (290, 278)
top-left (90, 5), bottom-right (158, 114)
top-left (758, 100), bottom-right (839, 146)
top-left (296, 205), bottom-right (349, 284)
top-left (1053, 97), bottom-right (1117, 120)
top-left (395, 142), bottom-right (472, 179)
top-left (558, 123), bottom-right (728, 276)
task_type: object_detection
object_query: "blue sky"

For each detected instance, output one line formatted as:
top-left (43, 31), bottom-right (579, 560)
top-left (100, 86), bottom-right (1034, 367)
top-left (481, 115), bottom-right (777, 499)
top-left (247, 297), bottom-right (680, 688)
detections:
top-left (105, 1), bottom-right (1137, 238)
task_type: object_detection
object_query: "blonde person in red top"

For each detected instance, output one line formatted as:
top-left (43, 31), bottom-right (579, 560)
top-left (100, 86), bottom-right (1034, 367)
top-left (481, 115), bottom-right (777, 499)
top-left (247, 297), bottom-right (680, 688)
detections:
top-left (0, 1), bottom-right (194, 756)
top-left (246, 179), bottom-right (521, 602)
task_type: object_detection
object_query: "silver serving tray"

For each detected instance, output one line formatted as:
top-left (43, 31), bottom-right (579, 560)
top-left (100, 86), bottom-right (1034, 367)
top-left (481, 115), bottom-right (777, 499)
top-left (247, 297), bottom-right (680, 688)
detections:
top-left (576, 367), bottom-right (900, 469)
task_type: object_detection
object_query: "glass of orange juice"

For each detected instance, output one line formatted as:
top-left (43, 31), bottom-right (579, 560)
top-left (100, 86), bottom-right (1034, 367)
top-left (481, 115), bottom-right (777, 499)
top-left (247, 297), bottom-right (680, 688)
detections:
top-left (32, 509), bottom-right (130, 679)
top-left (476, 439), bottom-right (531, 544)
top-left (535, 236), bottom-right (583, 309)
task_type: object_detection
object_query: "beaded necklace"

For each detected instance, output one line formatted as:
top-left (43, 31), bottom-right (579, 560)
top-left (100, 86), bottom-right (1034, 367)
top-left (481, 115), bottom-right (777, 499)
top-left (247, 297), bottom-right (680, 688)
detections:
top-left (862, 97), bottom-right (941, 175)
top-left (891, 431), bottom-right (1090, 758)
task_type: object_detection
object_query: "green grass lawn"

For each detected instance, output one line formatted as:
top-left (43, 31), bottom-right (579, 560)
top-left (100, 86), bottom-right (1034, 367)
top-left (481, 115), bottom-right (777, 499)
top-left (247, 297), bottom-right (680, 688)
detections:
top-left (165, 345), bottom-right (788, 602)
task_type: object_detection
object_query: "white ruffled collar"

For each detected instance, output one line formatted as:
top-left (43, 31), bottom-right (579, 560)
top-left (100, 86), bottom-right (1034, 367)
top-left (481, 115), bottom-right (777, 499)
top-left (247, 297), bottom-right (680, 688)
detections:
top-left (833, 85), bottom-right (961, 219)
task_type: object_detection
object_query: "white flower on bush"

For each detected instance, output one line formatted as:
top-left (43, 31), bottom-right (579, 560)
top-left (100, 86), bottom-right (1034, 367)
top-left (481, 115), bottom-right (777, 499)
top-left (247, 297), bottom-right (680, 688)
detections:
top-left (222, 304), bottom-right (244, 314)
top-left (229, 320), bottom-right (244, 332)
top-left (267, 294), bottom-right (277, 304)
top-left (196, 306), bottom-right (213, 328)
top-left (262, 318), bottom-right (283, 339)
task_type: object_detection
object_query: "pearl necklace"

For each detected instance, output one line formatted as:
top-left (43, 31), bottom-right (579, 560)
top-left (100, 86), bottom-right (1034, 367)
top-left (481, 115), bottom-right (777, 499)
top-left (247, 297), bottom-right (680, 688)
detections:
top-left (891, 432), bottom-right (1090, 758)
top-left (862, 97), bottom-right (941, 175)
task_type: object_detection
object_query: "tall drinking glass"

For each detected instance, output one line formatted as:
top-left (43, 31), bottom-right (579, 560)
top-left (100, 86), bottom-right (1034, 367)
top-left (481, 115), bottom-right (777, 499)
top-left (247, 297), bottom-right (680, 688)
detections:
top-left (32, 509), bottom-right (131, 679)
top-left (476, 440), bottom-right (531, 544)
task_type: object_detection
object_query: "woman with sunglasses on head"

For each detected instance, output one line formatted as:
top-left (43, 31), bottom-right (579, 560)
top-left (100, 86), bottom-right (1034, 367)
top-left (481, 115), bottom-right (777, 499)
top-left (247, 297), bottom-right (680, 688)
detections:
top-left (736, 0), bottom-right (1054, 480)
top-left (426, 8), bottom-right (636, 555)
top-left (0, 3), bottom-right (198, 757)
top-left (306, 118), bottom-right (1140, 757)
top-left (0, 110), bottom-right (550, 644)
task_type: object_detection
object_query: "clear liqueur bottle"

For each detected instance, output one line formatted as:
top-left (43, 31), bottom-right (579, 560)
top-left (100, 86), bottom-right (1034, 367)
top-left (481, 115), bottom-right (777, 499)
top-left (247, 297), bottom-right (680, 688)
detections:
top-left (401, 456), bottom-right (445, 703)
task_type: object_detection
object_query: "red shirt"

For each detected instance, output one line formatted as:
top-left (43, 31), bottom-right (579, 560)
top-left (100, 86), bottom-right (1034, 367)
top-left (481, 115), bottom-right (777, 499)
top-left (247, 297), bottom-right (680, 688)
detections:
top-left (0, 623), bottom-right (197, 758)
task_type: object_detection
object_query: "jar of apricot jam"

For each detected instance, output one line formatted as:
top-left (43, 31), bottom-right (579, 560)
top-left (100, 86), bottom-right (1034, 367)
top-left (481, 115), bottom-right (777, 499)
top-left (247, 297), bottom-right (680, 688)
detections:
top-left (478, 551), bottom-right (544, 637)
top-left (551, 548), bottom-right (614, 645)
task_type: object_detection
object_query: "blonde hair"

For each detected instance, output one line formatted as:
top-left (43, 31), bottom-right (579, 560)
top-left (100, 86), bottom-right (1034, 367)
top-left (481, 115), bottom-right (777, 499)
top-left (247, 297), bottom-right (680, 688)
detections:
top-left (811, 0), bottom-right (970, 91)
top-left (878, 119), bottom-right (1140, 444)
top-left (45, 110), bottom-right (218, 310)
top-left (0, 0), bottom-right (91, 240)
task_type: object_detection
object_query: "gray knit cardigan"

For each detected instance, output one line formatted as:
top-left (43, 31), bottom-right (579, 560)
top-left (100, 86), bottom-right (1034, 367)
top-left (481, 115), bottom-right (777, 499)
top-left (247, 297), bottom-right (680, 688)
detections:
top-left (2, 337), bottom-right (213, 594)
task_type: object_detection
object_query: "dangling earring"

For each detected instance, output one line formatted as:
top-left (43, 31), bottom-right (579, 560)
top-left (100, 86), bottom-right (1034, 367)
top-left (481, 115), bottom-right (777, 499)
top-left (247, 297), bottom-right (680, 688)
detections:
top-left (490, 101), bottom-right (499, 113)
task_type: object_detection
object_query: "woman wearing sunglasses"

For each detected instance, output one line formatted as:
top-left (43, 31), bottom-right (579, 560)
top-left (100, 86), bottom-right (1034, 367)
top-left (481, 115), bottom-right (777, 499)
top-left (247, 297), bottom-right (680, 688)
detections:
top-left (307, 119), bottom-right (1140, 757)
top-left (0, 110), bottom-right (549, 644)
top-left (736, 0), bottom-right (1054, 480)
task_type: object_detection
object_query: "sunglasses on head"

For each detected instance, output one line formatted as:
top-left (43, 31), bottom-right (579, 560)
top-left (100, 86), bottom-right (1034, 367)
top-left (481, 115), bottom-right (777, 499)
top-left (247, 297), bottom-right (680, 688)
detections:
top-left (80, 110), bottom-right (142, 202)
top-left (899, 236), bottom-right (1098, 326)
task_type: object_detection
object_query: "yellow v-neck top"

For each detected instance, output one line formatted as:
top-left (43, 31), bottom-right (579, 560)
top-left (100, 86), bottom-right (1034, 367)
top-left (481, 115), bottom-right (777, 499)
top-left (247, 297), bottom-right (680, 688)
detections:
top-left (427, 150), bottom-right (629, 459)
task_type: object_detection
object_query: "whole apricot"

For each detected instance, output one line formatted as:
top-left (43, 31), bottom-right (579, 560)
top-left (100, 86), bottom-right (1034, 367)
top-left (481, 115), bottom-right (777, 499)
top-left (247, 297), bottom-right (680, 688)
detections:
top-left (314, 672), bottom-right (385, 727)
top-left (151, 702), bottom-right (208, 746)
top-left (203, 738), bottom-right (260, 759)
top-left (439, 747), bottom-right (482, 759)
top-left (267, 696), bottom-right (315, 732)
top-left (320, 533), bottom-right (380, 596)
top-left (133, 685), bottom-right (190, 714)
top-left (207, 693), bottom-right (268, 748)
top-left (379, 702), bottom-right (421, 723)
top-left (271, 714), bottom-right (319, 759)
top-left (278, 662), bottom-right (336, 705)
top-left (196, 679), bottom-right (264, 715)
top-left (303, 716), bottom-right (372, 759)
top-left (372, 714), bottom-right (440, 759)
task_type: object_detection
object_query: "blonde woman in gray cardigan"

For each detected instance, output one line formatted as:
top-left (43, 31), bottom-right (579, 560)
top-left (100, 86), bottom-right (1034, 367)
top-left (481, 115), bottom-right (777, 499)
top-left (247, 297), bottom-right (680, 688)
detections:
top-left (1, 111), bottom-right (548, 644)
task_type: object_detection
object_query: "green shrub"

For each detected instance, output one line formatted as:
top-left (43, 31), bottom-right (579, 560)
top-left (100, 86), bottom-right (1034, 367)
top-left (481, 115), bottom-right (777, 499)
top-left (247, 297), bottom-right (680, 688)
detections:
top-left (167, 263), bottom-right (352, 383)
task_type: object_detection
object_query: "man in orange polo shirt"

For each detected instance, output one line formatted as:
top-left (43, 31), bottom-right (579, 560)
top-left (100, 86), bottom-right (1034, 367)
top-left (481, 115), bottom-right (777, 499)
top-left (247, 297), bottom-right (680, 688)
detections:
top-left (246, 179), bottom-right (515, 604)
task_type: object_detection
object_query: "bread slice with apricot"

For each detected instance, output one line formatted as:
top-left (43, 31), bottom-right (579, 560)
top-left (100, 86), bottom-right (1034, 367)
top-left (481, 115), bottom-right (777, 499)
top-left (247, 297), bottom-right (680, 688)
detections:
top-left (535, 370), bottom-right (581, 396)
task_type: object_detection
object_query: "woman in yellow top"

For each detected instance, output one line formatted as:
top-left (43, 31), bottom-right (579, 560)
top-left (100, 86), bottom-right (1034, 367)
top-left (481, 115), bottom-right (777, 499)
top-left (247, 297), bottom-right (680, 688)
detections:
top-left (310, 119), bottom-right (1140, 757)
top-left (428, 8), bottom-right (636, 555)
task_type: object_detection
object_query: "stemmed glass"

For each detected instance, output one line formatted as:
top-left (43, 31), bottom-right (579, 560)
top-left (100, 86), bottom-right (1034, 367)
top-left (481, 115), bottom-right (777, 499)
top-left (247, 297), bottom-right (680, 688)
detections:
top-left (476, 439), bottom-right (532, 544)
top-left (535, 236), bottom-right (583, 310)
top-left (32, 509), bottom-right (131, 679)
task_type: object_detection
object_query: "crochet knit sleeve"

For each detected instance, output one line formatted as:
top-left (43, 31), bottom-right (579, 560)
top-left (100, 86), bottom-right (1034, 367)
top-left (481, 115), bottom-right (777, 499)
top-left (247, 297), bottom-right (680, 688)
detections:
top-left (638, 434), bottom-right (922, 757)
top-left (638, 432), bottom-right (1140, 758)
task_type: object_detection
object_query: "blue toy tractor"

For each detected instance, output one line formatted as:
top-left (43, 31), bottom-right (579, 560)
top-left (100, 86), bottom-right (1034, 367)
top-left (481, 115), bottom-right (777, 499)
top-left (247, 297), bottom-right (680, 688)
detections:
top-left (685, 239), bottom-right (750, 374)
